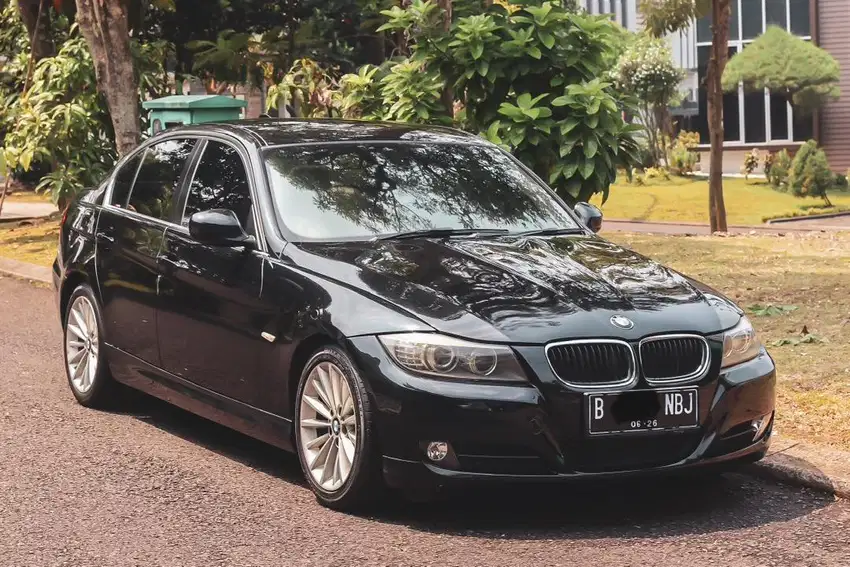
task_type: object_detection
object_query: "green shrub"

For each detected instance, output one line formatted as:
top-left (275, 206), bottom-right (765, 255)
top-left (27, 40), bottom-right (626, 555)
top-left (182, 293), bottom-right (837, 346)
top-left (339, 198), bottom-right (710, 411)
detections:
top-left (668, 130), bottom-right (699, 175)
top-left (644, 166), bottom-right (670, 181)
top-left (835, 172), bottom-right (849, 192)
top-left (669, 143), bottom-right (697, 174)
top-left (361, 1), bottom-right (643, 204)
top-left (768, 149), bottom-right (792, 189)
top-left (741, 148), bottom-right (760, 179)
top-left (790, 140), bottom-right (833, 205)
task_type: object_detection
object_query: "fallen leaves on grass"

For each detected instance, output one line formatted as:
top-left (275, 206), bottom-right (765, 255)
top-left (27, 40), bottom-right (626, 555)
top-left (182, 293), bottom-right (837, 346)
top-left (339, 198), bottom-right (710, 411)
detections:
top-left (748, 303), bottom-right (799, 317)
top-left (771, 334), bottom-right (825, 347)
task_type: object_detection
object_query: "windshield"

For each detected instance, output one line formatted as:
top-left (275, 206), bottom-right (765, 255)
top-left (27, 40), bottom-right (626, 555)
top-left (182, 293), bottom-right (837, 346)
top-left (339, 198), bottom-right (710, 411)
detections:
top-left (264, 142), bottom-right (580, 241)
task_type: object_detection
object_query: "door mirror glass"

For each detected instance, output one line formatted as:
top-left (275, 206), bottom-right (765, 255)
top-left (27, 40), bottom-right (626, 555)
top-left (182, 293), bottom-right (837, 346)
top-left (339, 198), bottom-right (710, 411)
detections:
top-left (574, 202), bottom-right (603, 233)
top-left (188, 209), bottom-right (255, 247)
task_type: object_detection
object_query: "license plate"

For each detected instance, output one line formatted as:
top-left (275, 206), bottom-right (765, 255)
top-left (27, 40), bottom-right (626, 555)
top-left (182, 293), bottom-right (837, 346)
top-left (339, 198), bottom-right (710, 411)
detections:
top-left (586, 387), bottom-right (699, 435)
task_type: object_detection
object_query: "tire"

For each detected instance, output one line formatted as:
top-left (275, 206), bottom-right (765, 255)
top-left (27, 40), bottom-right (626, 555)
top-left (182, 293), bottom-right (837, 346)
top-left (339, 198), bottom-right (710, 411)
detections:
top-left (294, 345), bottom-right (384, 511)
top-left (63, 283), bottom-right (117, 408)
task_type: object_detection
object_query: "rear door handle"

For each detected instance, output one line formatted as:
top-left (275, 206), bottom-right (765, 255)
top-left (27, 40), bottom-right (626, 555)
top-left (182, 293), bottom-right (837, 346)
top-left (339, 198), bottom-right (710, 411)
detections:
top-left (95, 232), bottom-right (114, 244)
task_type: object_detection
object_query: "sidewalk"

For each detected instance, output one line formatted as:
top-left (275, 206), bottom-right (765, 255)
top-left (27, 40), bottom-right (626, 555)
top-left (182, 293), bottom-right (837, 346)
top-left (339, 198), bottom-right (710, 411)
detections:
top-left (0, 201), bottom-right (57, 222)
top-left (603, 218), bottom-right (850, 235)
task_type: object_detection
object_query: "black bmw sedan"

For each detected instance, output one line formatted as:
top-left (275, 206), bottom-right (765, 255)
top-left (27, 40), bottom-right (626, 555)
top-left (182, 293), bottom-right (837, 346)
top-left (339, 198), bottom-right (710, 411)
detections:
top-left (54, 120), bottom-right (775, 510)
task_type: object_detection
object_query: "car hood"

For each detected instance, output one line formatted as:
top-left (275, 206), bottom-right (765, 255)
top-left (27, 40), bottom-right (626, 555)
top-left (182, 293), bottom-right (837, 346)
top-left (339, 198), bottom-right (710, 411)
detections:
top-left (288, 235), bottom-right (742, 344)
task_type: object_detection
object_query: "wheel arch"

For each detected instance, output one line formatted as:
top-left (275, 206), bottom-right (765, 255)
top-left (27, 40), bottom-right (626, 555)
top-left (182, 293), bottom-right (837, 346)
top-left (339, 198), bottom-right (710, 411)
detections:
top-left (287, 333), bottom-right (342, 413)
top-left (59, 271), bottom-right (93, 325)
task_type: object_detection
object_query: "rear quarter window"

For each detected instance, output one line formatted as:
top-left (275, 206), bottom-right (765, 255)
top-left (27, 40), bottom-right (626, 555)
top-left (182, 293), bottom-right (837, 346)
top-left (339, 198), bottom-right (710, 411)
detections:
top-left (110, 153), bottom-right (143, 207)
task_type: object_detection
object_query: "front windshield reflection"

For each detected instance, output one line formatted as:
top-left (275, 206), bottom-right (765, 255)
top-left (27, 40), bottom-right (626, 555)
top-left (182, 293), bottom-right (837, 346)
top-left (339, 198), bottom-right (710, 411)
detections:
top-left (264, 143), bottom-right (578, 240)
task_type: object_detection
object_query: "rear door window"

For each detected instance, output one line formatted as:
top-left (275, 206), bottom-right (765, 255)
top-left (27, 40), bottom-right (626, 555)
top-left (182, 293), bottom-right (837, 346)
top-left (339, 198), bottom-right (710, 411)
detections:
top-left (127, 138), bottom-right (197, 221)
top-left (182, 140), bottom-right (253, 232)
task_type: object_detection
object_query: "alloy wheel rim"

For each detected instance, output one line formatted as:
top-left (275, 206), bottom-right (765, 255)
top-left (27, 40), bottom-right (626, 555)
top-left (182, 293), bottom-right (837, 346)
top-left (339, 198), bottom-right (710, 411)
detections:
top-left (298, 361), bottom-right (358, 492)
top-left (65, 296), bottom-right (99, 395)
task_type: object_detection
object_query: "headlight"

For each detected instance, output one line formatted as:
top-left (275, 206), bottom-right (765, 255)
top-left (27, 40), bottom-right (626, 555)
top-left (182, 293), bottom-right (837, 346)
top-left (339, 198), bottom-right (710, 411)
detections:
top-left (378, 333), bottom-right (528, 382)
top-left (721, 316), bottom-right (762, 368)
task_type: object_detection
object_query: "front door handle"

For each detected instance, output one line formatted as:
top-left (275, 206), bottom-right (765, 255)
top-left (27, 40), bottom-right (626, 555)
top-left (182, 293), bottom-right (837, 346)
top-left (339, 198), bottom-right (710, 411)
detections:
top-left (95, 232), bottom-right (114, 244)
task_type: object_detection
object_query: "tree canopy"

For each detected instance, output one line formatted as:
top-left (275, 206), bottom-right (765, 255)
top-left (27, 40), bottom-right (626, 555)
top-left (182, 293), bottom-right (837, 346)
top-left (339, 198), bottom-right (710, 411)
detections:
top-left (722, 26), bottom-right (840, 113)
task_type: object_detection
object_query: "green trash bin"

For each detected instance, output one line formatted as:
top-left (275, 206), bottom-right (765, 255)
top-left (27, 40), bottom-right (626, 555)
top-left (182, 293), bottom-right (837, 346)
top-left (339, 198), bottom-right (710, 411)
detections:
top-left (142, 95), bottom-right (248, 135)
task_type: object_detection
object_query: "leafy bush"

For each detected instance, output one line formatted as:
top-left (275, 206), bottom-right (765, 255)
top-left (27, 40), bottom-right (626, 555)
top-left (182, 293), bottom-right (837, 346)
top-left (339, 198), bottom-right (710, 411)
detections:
top-left (834, 172), bottom-right (849, 191)
top-left (667, 130), bottom-right (699, 175)
top-left (2, 33), bottom-right (116, 206)
top-left (675, 130), bottom-right (700, 150)
top-left (612, 33), bottom-right (684, 167)
top-left (768, 149), bottom-right (792, 189)
top-left (267, 58), bottom-right (340, 118)
top-left (790, 140), bottom-right (833, 205)
top-left (741, 149), bottom-right (760, 179)
top-left (1, 12), bottom-right (169, 205)
top-left (762, 151), bottom-right (774, 178)
top-left (669, 143), bottom-right (697, 174)
top-left (351, 1), bottom-right (642, 204)
top-left (644, 166), bottom-right (670, 181)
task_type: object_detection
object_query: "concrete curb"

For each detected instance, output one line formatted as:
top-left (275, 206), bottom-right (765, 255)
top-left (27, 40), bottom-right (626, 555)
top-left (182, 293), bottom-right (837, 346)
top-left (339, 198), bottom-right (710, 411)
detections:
top-left (746, 437), bottom-right (850, 500)
top-left (766, 211), bottom-right (850, 224)
top-left (0, 257), bottom-right (52, 284)
top-left (1, 257), bottom-right (848, 500)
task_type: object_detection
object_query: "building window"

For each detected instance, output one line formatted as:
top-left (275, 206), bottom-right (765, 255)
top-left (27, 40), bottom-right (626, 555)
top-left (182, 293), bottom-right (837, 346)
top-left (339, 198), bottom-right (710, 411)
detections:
top-left (695, 0), bottom-right (813, 145)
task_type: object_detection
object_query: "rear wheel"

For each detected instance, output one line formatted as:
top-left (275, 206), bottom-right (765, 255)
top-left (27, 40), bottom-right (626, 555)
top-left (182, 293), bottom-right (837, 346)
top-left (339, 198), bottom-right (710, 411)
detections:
top-left (63, 284), bottom-right (116, 408)
top-left (294, 346), bottom-right (384, 511)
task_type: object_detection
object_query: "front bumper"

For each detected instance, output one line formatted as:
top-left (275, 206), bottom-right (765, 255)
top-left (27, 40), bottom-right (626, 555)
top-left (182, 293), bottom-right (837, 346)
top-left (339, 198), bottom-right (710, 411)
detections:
top-left (348, 336), bottom-right (776, 490)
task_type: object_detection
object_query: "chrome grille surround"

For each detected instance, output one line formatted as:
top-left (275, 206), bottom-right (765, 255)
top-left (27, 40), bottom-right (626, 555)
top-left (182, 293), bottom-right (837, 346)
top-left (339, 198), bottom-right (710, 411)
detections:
top-left (638, 334), bottom-right (711, 386)
top-left (545, 339), bottom-right (638, 390)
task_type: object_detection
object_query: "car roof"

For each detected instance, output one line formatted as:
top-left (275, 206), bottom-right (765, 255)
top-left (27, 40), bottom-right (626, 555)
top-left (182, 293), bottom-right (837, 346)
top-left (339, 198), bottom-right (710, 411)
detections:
top-left (162, 118), bottom-right (483, 147)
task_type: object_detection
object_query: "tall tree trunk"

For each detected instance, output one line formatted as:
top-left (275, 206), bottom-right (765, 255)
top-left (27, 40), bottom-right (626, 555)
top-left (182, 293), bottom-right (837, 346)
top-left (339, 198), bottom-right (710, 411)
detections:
top-left (74, 0), bottom-right (140, 156)
top-left (17, 0), bottom-right (54, 61)
top-left (437, 0), bottom-right (453, 117)
top-left (706, 0), bottom-right (729, 232)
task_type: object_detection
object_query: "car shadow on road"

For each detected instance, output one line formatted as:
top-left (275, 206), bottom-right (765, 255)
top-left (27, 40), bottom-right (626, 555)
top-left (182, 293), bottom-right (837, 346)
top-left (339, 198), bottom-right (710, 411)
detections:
top-left (374, 473), bottom-right (834, 540)
top-left (116, 391), bottom-right (306, 487)
top-left (113, 392), bottom-right (833, 541)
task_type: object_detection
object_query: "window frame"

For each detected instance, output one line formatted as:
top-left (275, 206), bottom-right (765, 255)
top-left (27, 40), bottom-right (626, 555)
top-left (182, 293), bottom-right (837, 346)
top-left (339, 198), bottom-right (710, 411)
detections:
top-left (695, 0), bottom-right (812, 147)
top-left (178, 138), bottom-right (258, 238)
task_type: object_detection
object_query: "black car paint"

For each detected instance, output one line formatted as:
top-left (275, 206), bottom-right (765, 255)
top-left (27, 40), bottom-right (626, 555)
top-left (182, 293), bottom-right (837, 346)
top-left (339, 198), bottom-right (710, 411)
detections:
top-left (54, 120), bottom-right (775, 490)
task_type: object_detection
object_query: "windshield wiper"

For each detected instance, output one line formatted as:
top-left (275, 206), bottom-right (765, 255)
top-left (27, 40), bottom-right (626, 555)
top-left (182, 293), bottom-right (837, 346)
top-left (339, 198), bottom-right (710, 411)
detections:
top-left (512, 227), bottom-right (586, 237)
top-left (373, 228), bottom-right (509, 241)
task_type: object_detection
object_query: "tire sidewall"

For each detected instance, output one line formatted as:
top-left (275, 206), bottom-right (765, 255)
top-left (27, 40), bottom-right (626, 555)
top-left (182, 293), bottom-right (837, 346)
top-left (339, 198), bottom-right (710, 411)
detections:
top-left (63, 283), bottom-right (109, 405)
top-left (294, 346), bottom-right (374, 506)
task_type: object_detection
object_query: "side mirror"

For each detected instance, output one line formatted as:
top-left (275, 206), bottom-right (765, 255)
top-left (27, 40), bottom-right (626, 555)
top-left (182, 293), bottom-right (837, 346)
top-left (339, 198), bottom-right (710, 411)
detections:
top-left (574, 202), bottom-right (603, 233)
top-left (188, 209), bottom-right (255, 247)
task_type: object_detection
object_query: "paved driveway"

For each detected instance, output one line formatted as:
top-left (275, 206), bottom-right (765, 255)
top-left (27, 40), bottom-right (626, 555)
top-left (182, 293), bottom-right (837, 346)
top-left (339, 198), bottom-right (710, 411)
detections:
top-left (1, 276), bottom-right (848, 566)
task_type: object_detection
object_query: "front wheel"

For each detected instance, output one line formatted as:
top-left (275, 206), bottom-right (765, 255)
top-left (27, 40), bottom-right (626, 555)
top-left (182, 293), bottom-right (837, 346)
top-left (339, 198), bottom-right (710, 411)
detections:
top-left (294, 346), bottom-right (384, 511)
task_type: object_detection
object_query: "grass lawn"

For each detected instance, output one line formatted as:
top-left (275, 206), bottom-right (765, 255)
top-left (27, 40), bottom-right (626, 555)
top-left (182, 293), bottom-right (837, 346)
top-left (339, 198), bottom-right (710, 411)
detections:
top-left (594, 175), bottom-right (850, 225)
top-left (2, 221), bottom-right (849, 450)
top-left (0, 220), bottom-right (59, 266)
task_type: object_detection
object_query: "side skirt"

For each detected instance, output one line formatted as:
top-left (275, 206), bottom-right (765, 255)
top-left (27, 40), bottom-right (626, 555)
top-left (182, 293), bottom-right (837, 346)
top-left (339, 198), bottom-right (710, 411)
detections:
top-left (105, 345), bottom-right (294, 452)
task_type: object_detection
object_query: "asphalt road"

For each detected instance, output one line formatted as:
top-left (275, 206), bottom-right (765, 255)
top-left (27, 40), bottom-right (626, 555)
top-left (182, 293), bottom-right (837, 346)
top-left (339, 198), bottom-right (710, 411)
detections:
top-left (1, 276), bottom-right (848, 567)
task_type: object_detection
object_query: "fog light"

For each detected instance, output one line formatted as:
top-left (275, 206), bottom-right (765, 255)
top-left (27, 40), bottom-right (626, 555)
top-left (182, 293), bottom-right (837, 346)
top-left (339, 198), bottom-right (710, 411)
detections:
top-left (426, 441), bottom-right (449, 462)
top-left (752, 412), bottom-right (773, 441)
